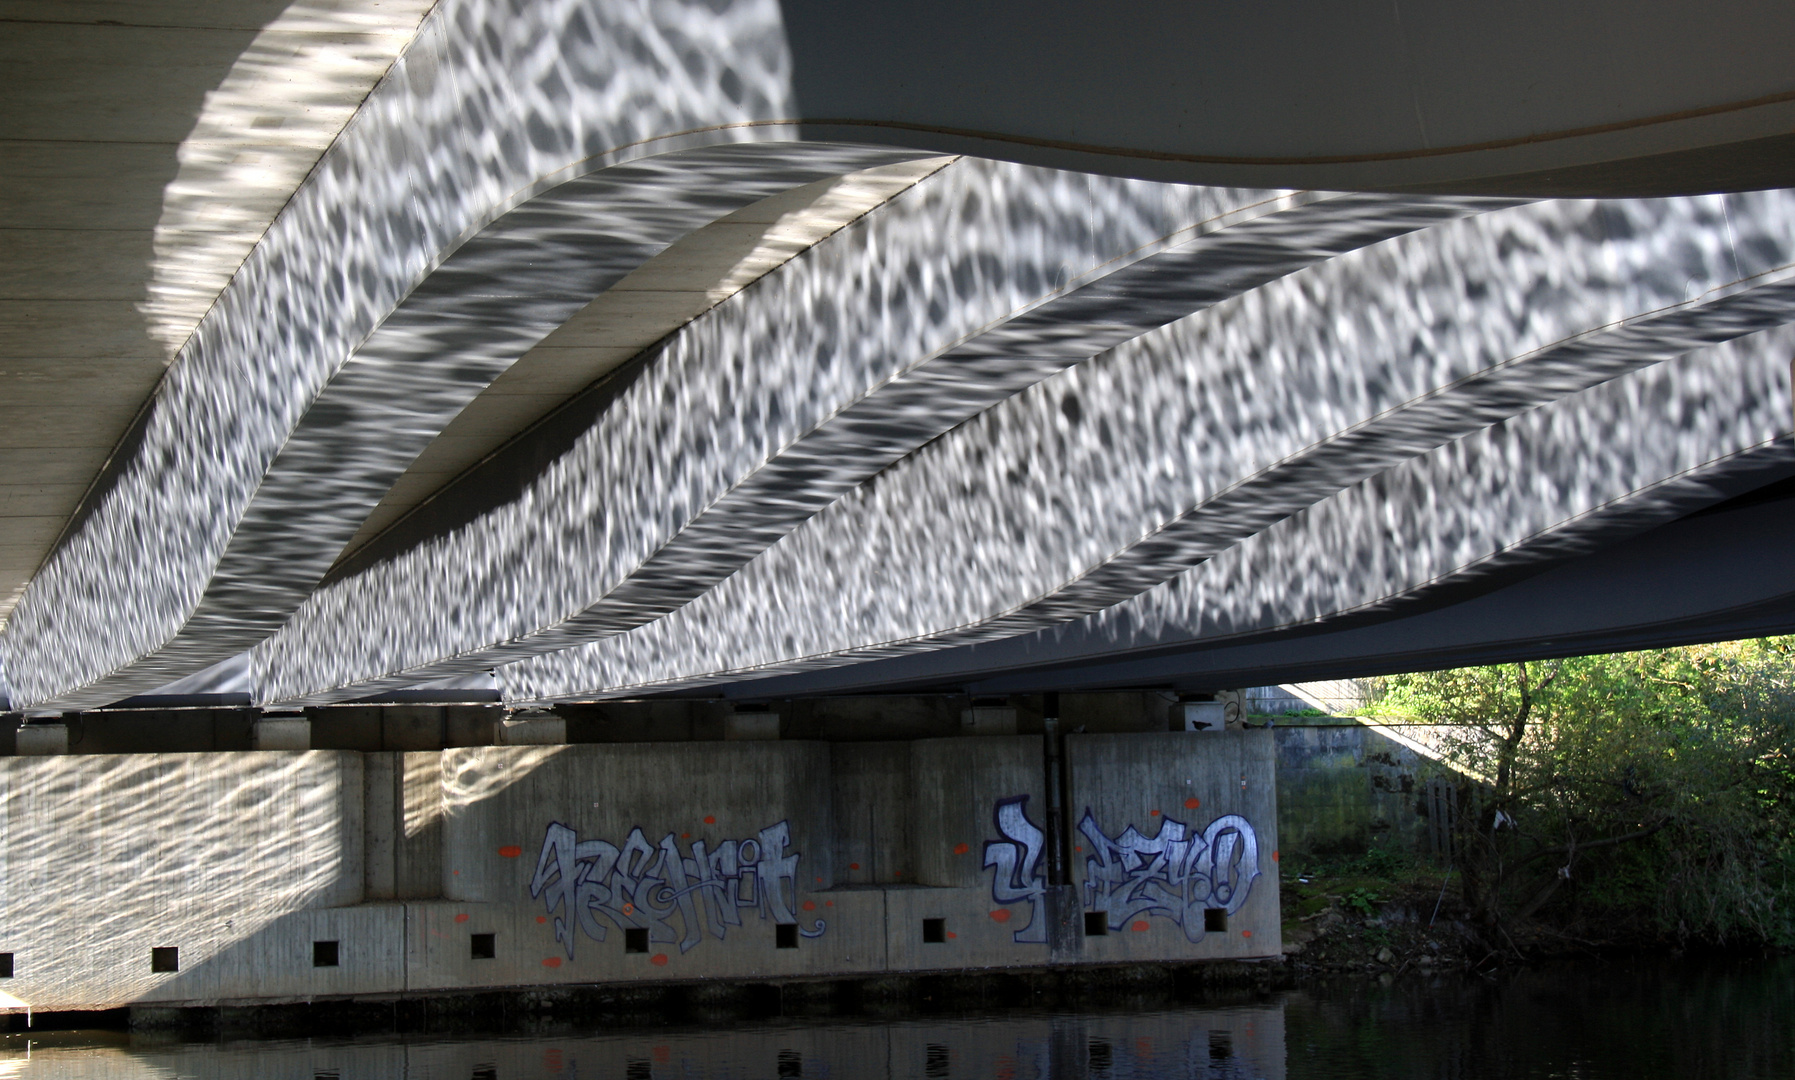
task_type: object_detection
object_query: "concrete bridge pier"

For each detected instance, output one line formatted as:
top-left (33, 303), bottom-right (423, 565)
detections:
top-left (0, 693), bottom-right (1278, 1020)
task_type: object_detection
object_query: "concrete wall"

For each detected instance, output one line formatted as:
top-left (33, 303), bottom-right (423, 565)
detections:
top-left (911, 736), bottom-right (1044, 888)
top-left (1071, 732), bottom-right (1279, 963)
top-left (0, 752), bottom-right (363, 1010)
top-left (0, 733), bottom-right (1277, 1012)
top-left (1273, 723), bottom-right (1427, 859)
top-left (362, 751), bottom-right (447, 900)
top-left (831, 741), bottom-right (912, 885)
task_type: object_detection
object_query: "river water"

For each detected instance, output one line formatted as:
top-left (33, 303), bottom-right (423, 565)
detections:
top-left (2, 957), bottom-right (1788, 1078)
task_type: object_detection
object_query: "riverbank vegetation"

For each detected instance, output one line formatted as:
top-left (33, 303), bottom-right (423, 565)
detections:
top-left (1293, 639), bottom-right (1795, 965)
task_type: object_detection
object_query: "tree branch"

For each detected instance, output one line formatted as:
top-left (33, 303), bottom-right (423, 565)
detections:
top-left (1498, 819), bottom-right (1671, 890)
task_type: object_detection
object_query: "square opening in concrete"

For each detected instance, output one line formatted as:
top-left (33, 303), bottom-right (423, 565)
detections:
top-left (1204, 908), bottom-right (1228, 933)
top-left (1084, 912), bottom-right (1109, 936)
top-left (0, 952), bottom-right (12, 977)
top-left (313, 940), bottom-right (339, 968)
top-left (470, 933), bottom-right (496, 960)
top-left (624, 927), bottom-right (648, 954)
top-left (775, 923), bottom-right (799, 949)
top-left (922, 918), bottom-right (947, 944)
top-left (150, 947), bottom-right (179, 973)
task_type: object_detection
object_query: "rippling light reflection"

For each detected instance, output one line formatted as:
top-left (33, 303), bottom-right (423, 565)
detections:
top-left (0, 0), bottom-right (834, 709)
top-left (503, 193), bottom-right (1795, 701)
top-left (254, 171), bottom-right (1488, 704)
top-left (0, 754), bottom-right (358, 1010)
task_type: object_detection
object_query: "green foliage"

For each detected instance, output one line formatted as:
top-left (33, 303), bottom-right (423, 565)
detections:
top-left (1344, 887), bottom-right (1382, 917)
top-left (1371, 639), bottom-right (1795, 947)
top-left (1358, 845), bottom-right (1409, 879)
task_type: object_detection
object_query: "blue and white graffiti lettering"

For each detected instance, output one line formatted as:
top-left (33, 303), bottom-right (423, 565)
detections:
top-left (983, 798), bottom-right (1261, 943)
top-left (982, 795), bottom-right (1049, 944)
top-left (1079, 810), bottom-right (1259, 942)
top-left (529, 819), bottom-right (825, 960)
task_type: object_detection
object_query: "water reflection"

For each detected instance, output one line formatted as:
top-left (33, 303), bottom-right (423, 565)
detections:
top-left (0, 1006), bottom-right (1284, 1079)
top-left (3, 957), bottom-right (1789, 1079)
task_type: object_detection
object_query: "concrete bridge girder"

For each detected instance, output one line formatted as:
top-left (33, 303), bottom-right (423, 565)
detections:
top-left (2, 143), bottom-right (929, 711)
top-left (7, 0), bottom-right (1795, 710)
top-left (0, 0), bottom-right (859, 710)
top-left (250, 180), bottom-right (1485, 706)
top-left (1036, 334), bottom-right (1795, 684)
top-left (969, 490), bottom-right (1795, 697)
top-left (501, 194), bottom-right (1795, 701)
top-left (725, 332), bottom-right (1795, 700)
top-left (1136, 334), bottom-right (1795, 647)
top-left (0, 1), bottom-right (441, 630)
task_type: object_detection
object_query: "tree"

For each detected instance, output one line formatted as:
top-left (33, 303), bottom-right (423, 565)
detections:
top-left (1374, 640), bottom-right (1795, 950)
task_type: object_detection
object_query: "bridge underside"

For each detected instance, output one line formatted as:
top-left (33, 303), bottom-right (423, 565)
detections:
top-left (5, 1), bottom-right (1795, 715)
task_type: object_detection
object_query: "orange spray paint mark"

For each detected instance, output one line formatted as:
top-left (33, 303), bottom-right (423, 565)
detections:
top-left (947, 931), bottom-right (957, 939)
top-left (454, 913), bottom-right (469, 924)
top-left (848, 862), bottom-right (861, 870)
top-left (652, 1046), bottom-right (671, 1064)
top-left (990, 909), bottom-right (1012, 923)
top-left (703, 815), bottom-right (716, 825)
top-left (1272, 850), bottom-right (1280, 861)
top-left (498, 845), bottom-right (522, 858)
top-left (681, 833), bottom-right (690, 839)
top-left (542, 956), bottom-right (562, 968)
top-left (953, 842), bottom-right (970, 855)
top-left (536, 916), bottom-right (547, 924)
top-left (1242, 930), bottom-right (1253, 938)
top-left (650, 953), bottom-right (669, 967)
top-left (825, 901), bottom-right (834, 907)
top-left (815, 877), bottom-right (823, 884)
top-left (802, 900), bottom-right (816, 911)
top-left (1131, 920), bottom-right (1150, 932)
top-left (1150, 809), bottom-right (1161, 816)
top-left (1184, 797), bottom-right (1200, 809)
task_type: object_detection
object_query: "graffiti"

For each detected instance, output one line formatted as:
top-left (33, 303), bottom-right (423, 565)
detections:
top-left (983, 795), bottom-right (1050, 943)
top-left (1080, 810), bottom-right (1258, 942)
top-left (983, 797), bottom-right (1260, 943)
top-left (529, 820), bottom-right (825, 960)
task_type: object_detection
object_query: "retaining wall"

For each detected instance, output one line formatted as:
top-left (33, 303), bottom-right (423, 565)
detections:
top-left (0, 732), bottom-right (1276, 1011)
top-left (1273, 723), bottom-right (1427, 858)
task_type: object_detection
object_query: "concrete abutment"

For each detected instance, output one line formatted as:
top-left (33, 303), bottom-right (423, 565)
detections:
top-left (0, 703), bottom-right (1278, 1015)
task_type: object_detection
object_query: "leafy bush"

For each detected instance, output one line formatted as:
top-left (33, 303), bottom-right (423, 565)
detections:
top-left (1359, 845), bottom-right (1409, 879)
top-left (1374, 639), bottom-right (1795, 948)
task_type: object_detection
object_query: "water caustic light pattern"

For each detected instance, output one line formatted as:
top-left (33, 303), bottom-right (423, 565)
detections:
top-left (508, 192), bottom-right (1795, 700)
top-left (0, 0), bottom-right (887, 710)
top-left (253, 178), bottom-right (1481, 706)
top-left (2, 958), bottom-right (1790, 1078)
